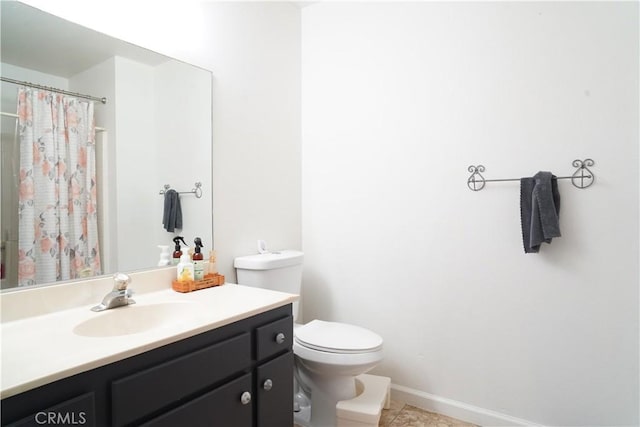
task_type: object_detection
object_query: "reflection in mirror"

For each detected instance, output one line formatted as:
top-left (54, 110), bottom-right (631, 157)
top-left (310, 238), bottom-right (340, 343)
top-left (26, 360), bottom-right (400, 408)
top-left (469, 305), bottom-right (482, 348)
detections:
top-left (1, 2), bottom-right (213, 290)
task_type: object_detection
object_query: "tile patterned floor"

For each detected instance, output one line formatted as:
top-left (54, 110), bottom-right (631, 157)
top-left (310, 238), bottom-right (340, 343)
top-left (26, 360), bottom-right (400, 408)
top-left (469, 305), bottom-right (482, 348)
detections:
top-left (380, 400), bottom-right (478, 427)
top-left (295, 400), bottom-right (478, 426)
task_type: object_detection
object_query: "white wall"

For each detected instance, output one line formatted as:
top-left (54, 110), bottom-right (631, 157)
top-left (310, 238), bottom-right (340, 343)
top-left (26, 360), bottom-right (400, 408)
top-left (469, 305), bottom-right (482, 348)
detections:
top-left (154, 60), bottom-right (213, 253)
top-left (23, 0), bottom-right (303, 279)
top-left (194, 2), bottom-right (302, 277)
top-left (302, 2), bottom-right (638, 426)
top-left (113, 57), bottom-right (158, 271)
top-left (69, 58), bottom-right (117, 274)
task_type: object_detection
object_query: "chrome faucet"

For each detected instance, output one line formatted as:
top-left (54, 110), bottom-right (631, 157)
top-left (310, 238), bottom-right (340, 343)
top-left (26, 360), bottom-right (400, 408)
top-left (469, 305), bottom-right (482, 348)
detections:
top-left (91, 273), bottom-right (135, 312)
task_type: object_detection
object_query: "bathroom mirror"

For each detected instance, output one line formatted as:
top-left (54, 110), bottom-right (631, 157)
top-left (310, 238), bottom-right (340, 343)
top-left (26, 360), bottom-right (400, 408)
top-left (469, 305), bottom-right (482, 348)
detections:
top-left (0, 2), bottom-right (213, 290)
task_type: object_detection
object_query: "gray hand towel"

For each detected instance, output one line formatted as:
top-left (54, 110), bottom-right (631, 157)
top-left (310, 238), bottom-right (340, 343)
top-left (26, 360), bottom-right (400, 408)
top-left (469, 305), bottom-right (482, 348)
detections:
top-left (162, 189), bottom-right (183, 232)
top-left (520, 171), bottom-right (561, 253)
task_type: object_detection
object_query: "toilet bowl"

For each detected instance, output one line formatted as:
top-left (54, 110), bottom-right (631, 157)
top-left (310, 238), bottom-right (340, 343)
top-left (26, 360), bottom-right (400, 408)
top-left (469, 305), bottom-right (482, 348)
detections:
top-left (234, 249), bottom-right (384, 427)
top-left (294, 320), bottom-right (383, 378)
top-left (293, 320), bottom-right (384, 427)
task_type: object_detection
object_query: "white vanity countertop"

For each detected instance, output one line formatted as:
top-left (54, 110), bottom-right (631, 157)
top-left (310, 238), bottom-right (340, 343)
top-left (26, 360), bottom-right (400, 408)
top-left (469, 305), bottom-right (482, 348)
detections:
top-left (1, 282), bottom-right (298, 399)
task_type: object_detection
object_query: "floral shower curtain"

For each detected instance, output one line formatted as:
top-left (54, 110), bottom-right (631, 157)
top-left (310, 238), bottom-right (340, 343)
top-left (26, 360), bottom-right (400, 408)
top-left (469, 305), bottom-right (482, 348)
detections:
top-left (17, 88), bottom-right (101, 286)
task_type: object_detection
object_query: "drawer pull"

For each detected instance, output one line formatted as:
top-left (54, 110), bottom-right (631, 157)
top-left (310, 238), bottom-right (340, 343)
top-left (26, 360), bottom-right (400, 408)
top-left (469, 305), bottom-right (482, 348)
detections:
top-left (263, 379), bottom-right (273, 391)
top-left (275, 332), bottom-right (285, 344)
top-left (241, 391), bottom-right (252, 405)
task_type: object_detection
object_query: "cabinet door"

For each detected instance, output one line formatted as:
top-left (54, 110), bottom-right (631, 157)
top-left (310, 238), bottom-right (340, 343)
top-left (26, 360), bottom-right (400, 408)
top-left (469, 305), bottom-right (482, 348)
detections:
top-left (256, 351), bottom-right (294, 427)
top-left (4, 392), bottom-right (95, 427)
top-left (141, 373), bottom-right (252, 427)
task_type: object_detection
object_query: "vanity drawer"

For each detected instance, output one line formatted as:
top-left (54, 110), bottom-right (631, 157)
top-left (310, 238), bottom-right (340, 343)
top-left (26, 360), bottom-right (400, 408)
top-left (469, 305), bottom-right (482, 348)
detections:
top-left (255, 316), bottom-right (293, 361)
top-left (111, 332), bottom-right (251, 426)
top-left (141, 373), bottom-right (252, 427)
top-left (5, 392), bottom-right (95, 427)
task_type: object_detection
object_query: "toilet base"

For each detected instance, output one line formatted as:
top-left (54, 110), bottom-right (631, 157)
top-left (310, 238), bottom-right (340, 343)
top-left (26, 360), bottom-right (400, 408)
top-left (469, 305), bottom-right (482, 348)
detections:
top-left (294, 374), bottom-right (391, 427)
top-left (336, 374), bottom-right (391, 427)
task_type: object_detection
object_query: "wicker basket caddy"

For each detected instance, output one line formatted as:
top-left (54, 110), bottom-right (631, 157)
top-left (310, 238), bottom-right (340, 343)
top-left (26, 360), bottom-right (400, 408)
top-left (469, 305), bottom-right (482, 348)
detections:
top-left (172, 273), bottom-right (225, 293)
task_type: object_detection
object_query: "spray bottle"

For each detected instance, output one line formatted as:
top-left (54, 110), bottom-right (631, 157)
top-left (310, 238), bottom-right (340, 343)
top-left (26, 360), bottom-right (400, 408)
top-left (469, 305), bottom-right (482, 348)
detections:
top-left (192, 237), bottom-right (205, 281)
top-left (172, 236), bottom-right (187, 265)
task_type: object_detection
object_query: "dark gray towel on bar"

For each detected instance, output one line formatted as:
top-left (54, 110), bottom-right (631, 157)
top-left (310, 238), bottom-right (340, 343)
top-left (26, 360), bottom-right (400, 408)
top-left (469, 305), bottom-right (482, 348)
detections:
top-left (162, 189), bottom-right (183, 232)
top-left (520, 171), bottom-right (561, 253)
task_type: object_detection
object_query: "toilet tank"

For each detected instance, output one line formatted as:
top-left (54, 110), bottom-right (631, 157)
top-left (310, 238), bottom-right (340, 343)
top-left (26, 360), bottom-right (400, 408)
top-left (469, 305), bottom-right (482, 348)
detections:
top-left (234, 250), bottom-right (303, 319)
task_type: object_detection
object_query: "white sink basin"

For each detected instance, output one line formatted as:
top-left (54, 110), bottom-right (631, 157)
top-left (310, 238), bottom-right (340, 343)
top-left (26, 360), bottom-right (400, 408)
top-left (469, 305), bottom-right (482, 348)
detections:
top-left (73, 302), bottom-right (198, 337)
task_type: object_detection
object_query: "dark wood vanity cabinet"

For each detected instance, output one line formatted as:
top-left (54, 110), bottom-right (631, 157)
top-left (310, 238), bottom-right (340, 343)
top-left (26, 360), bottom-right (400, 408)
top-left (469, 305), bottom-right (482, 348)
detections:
top-left (1, 304), bottom-right (293, 427)
top-left (255, 351), bottom-right (294, 427)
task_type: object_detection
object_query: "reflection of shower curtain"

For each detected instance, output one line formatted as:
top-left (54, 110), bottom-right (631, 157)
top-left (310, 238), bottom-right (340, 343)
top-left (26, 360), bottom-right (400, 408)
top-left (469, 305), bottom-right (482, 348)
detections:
top-left (17, 88), bottom-right (101, 286)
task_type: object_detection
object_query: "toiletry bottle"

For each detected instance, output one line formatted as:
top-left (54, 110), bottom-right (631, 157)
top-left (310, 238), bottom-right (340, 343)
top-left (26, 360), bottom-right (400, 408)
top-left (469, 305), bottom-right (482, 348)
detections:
top-left (208, 250), bottom-right (218, 275)
top-left (176, 247), bottom-right (194, 282)
top-left (192, 238), bottom-right (204, 281)
top-left (172, 236), bottom-right (186, 265)
top-left (157, 245), bottom-right (170, 266)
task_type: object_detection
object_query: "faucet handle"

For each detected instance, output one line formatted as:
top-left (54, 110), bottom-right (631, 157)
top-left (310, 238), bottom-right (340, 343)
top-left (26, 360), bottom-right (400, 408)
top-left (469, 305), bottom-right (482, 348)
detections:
top-left (112, 273), bottom-right (131, 291)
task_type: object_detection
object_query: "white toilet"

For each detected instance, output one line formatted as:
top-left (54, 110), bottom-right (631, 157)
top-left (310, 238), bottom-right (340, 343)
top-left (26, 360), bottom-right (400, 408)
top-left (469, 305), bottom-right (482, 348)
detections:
top-left (234, 250), bottom-right (384, 427)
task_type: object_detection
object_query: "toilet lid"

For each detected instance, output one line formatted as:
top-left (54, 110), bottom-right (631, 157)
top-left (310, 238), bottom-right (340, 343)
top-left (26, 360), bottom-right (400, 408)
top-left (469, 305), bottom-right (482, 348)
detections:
top-left (294, 320), bottom-right (383, 354)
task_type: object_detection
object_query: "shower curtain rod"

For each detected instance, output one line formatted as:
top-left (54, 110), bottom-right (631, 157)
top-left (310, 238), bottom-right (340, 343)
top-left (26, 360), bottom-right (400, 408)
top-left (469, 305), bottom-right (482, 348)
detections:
top-left (0, 76), bottom-right (107, 104)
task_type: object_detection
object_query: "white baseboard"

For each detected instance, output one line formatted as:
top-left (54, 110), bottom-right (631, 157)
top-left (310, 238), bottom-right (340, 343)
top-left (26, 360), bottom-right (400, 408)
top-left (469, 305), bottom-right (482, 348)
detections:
top-left (390, 384), bottom-right (547, 427)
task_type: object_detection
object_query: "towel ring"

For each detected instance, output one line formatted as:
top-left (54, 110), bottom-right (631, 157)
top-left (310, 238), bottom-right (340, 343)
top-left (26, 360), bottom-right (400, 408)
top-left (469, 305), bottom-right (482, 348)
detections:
top-left (570, 159), bottom-right (595, 189)
top-left (467, 165), bottom-right (486, 191)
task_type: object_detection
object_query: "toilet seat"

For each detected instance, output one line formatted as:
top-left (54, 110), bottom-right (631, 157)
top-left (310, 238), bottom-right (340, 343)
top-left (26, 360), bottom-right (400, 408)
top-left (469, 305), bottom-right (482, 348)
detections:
top-left (293, 340), bottom-right (384, 369)
top-left (295, 320), bottom-right (383, 354)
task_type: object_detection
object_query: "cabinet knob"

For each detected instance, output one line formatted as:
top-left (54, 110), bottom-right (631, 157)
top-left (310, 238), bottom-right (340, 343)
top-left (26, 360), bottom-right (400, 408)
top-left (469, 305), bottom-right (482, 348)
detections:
top-left (240, 391), bottom-right (252, 405)
top-left (263, 379), bottom-right (273, 391)
top-left (275, 332), bottom-right (285, 344)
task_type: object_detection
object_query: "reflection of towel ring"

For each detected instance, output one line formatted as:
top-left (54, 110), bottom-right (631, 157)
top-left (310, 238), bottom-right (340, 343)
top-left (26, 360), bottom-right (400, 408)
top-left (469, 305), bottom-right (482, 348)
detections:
top-left (193, 182), bottom-right (203, 198)
top-left (159, 182), bottom-right (203, 199)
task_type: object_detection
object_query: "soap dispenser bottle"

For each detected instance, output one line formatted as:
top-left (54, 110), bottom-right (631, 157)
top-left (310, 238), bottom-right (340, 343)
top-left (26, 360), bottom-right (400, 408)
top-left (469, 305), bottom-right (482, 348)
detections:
top-left (157, 245), bottom-right (170, 266)
top-left (192, 237), bottom-right (204, 281)
top-left (172, 236), bottom-right (187, 265)
top-left (177, 247), bottom-right (194, 282)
